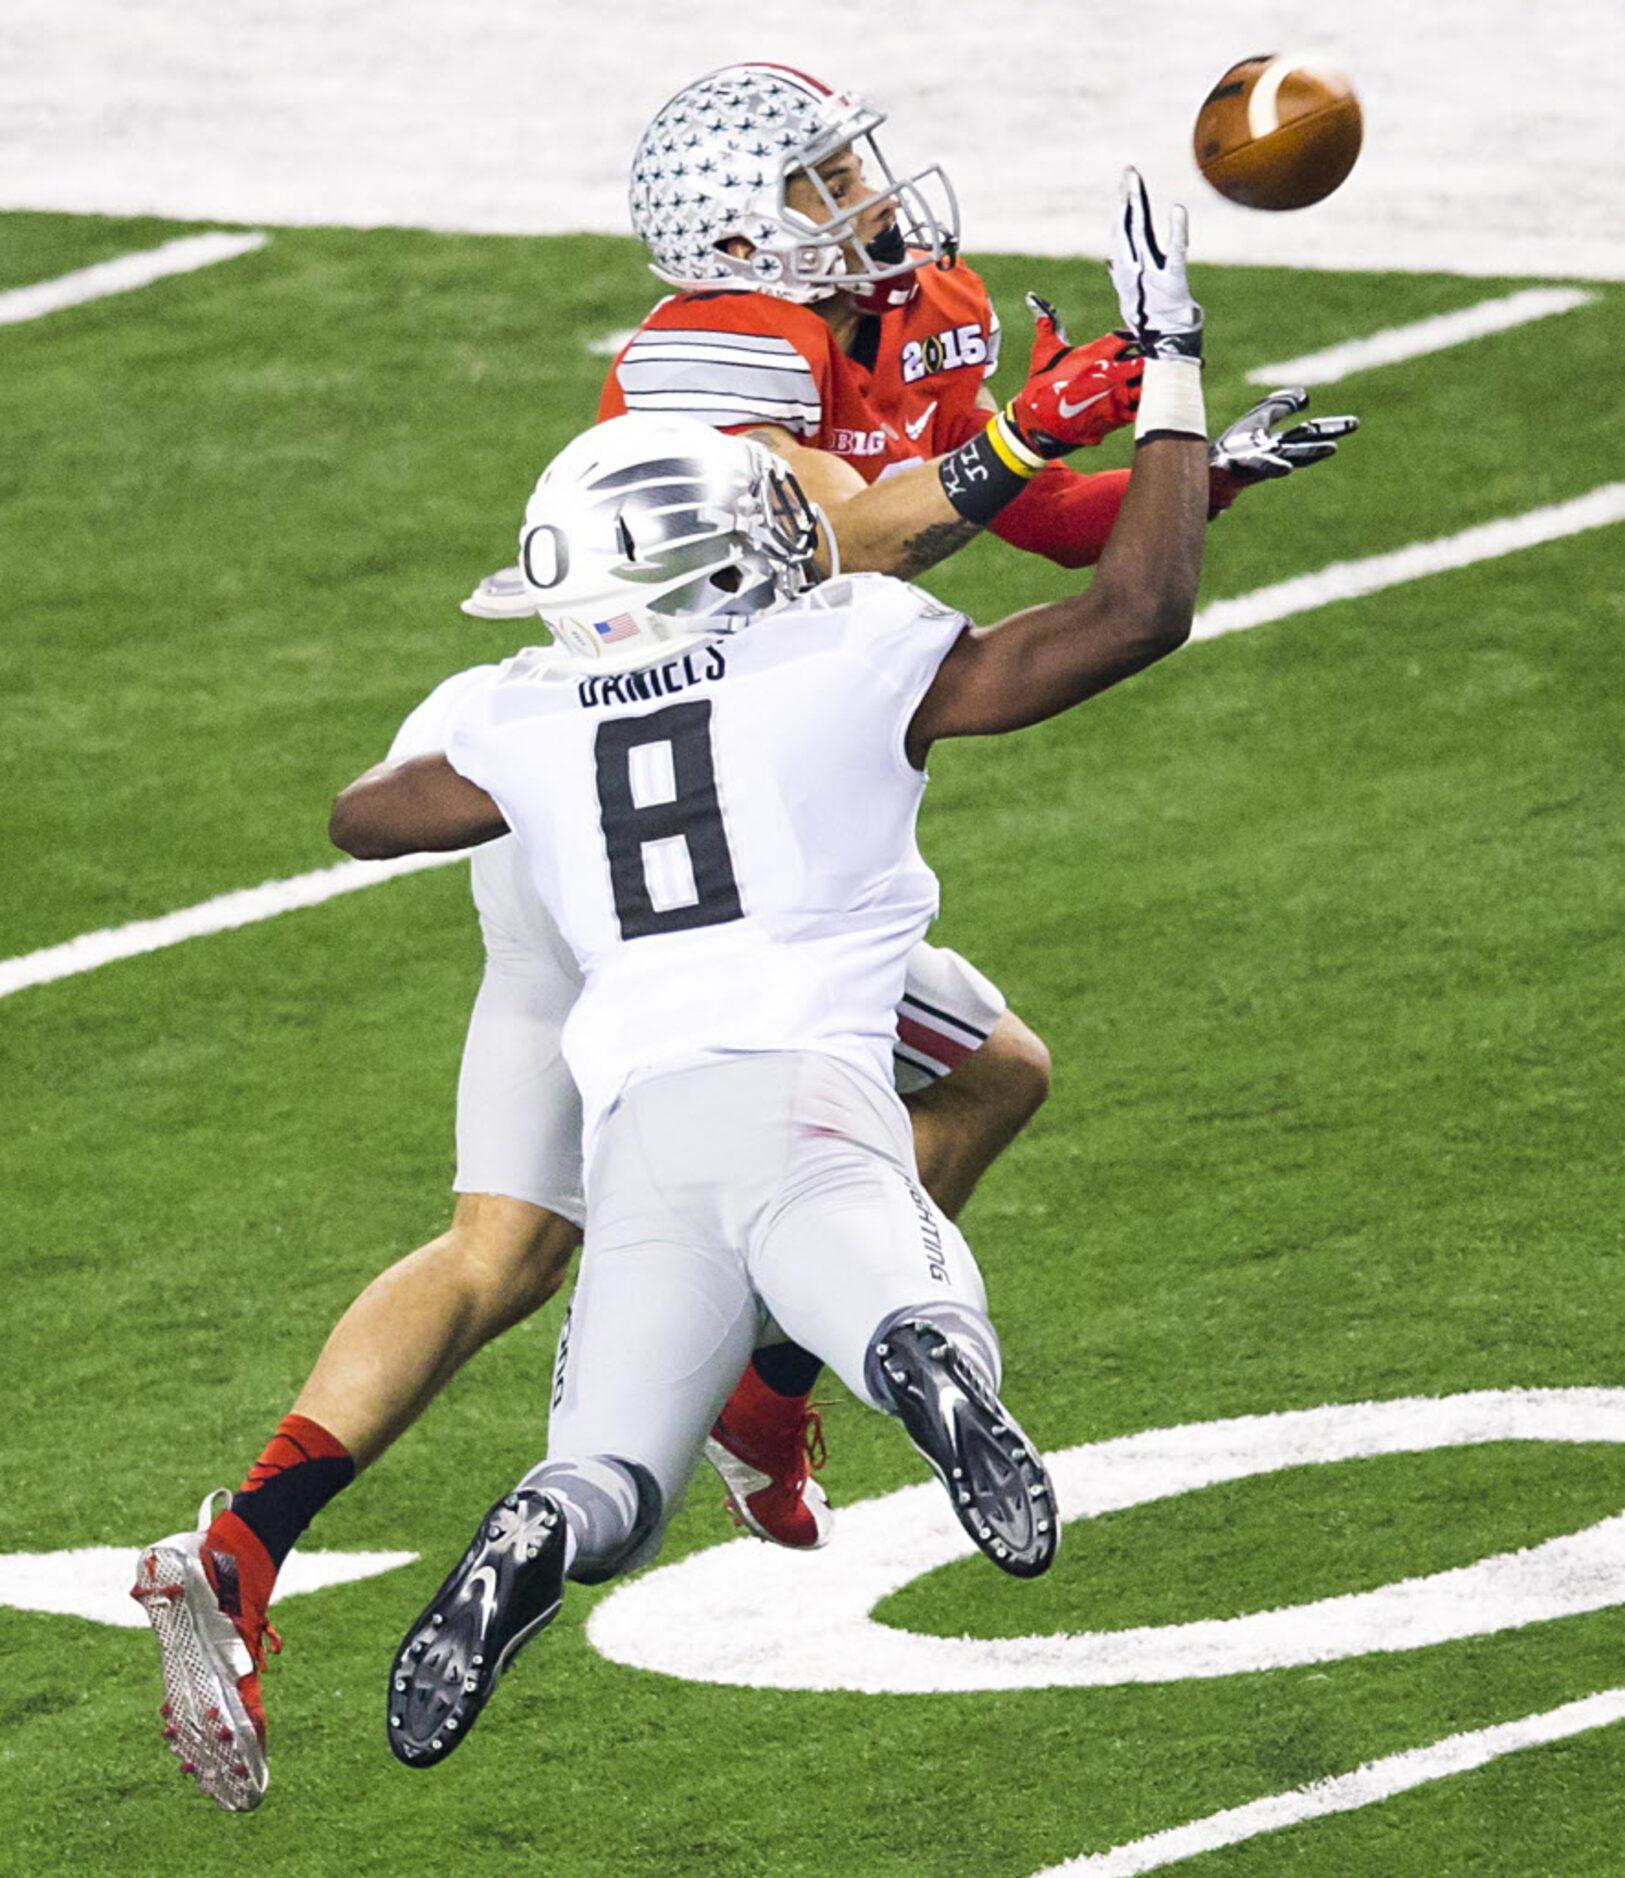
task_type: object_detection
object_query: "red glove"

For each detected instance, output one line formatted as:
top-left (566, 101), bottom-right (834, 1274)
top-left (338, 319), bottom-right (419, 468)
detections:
top-left (1003, 294), bottom-right (1143, 459)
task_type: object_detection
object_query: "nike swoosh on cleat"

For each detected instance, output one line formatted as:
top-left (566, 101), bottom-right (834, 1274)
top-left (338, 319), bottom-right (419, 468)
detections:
top-left (465, 1565), bottom-right (498, 1636)
top-left (904, 401), bottom-right (937, 441)
top-left (1056, 387), bottom-right (1111, 419)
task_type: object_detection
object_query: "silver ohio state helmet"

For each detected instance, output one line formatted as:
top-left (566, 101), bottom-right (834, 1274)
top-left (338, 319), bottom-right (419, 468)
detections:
top-left (516, 414), bottom-right (824, 673)
top-left (629, 62), bottom-right (959, 307)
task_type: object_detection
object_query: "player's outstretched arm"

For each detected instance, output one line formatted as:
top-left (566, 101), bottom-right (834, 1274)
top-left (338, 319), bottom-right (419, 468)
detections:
top-left (330, 754), bottom-right (508, 860)
top-left (465, 306), bottom-right (1142, 614)
top-left (737, 296), bottom-right (1142, 582)
top-left (909, 171), bottom-right (1209, 757)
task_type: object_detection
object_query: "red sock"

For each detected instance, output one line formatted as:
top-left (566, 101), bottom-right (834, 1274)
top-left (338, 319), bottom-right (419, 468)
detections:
top-left (237, 1412), bottom-right (351, 1493)
top-left (209, 1413), bottom-right (356, 1582)
top-left (729, 1361), bottom-right (810, 1430)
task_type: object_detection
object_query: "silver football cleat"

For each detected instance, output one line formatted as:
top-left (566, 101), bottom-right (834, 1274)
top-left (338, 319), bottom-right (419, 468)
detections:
top-left (131, 1490), bottom-right (270, 1812)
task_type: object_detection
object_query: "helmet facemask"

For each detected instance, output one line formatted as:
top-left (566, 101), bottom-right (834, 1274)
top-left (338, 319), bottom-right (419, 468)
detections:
top-left (730, 112), bottom-right (960, 304)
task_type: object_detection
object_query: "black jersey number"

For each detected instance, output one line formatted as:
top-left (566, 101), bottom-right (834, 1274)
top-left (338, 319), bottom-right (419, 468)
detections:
top-left (593, 701), bottom-right (743, 940)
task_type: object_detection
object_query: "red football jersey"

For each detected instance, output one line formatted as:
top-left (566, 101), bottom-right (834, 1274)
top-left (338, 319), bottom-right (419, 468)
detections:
top-left (597, 264), bottom-right (1130, 569)
top-left (598, 262), bottom-right (999, 481)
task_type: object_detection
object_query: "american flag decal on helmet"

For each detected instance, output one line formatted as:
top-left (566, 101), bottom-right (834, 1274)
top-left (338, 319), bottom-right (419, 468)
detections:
top-left (594, 614), bottom-right (639, 644)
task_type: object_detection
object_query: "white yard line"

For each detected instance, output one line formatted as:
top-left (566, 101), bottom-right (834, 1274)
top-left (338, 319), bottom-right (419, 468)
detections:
top-left (0, 1545), bottom-right (417, 1631)
top-left (1033, 1688), bottom-right (1625, 1876)
top-left (2, 480), bottom-right (1620, 1005)
top-left (585, 326), bottom-right (638, 358)
top-left (0, 850), bottom-right (465, 1000)
top-left (0, 230), bottom-right (267, 326)
top-left (1246, 286), bottom-right (1597, 387)
top-left (1192, 482), bottom-right (1625, 641)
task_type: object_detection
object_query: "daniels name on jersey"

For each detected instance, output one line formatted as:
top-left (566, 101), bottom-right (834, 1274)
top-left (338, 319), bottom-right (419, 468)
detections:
top-left (443, 575), bottom-right (967, 1153)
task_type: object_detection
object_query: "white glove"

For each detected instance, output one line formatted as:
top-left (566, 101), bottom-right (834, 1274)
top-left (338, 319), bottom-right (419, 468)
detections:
top-left (1210, 388), bottom-right (1358, 481)
top-left (460, 565), bottom-right (541, 620)
top-left (1108, 167), bottom-right (1203, 362)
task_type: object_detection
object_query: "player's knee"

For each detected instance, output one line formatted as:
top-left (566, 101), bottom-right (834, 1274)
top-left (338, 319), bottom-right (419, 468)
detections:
top-left (982, 1009), bottom-right (1052, 1127)
top-left (446, 1193), bottom-right (581, 1320)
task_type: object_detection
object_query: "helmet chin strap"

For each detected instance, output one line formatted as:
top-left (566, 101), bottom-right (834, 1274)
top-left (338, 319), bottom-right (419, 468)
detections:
top-left (840, 227), bottom-right (922, 311)
top-left (865, 224), bottom-right (909, 267)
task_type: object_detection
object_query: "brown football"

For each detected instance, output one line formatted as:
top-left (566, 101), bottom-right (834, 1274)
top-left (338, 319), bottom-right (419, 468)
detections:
top-left (1194, 55), bottom-right (1362, 211)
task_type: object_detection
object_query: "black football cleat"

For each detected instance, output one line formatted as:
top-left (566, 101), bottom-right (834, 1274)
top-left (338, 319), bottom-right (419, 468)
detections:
top-left (869, 1318), bottom-right (1058, 1578)
top-left (388, 1488), bottom-right (567, 1768)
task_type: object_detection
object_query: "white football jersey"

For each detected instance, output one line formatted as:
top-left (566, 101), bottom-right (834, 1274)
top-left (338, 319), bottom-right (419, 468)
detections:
top-left (444, 573), bottom-right (967, 1155)
top-left (389, 664), bottom-right (582, 983)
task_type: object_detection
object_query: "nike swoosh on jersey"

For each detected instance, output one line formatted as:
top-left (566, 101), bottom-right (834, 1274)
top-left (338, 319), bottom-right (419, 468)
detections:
top-left (1056, 386), bottom-right (1112, 419)
top-left (903, 401), bottom-right (938, 441)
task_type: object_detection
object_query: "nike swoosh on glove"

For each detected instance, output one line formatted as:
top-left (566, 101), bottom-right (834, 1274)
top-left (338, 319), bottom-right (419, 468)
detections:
top-left (1004, 293), bottom-right (1143, 459)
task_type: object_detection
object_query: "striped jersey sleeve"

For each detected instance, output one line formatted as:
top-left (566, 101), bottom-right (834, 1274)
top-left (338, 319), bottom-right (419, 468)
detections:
top-left (613, 327), bottom-right (823, 437)
top-left (891, 935), bottom-right (1005, 1088)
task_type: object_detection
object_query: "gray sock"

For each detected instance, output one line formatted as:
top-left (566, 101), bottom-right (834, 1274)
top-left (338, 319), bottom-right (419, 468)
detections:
top-left (520, 1454), bottom-right (662, 1584)
top-left (867, 1301), bottom-right (1003, 1399)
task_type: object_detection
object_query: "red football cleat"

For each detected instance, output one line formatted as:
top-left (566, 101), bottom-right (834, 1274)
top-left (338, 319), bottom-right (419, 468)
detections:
top-left (705, 1366), bottom-right (833, 1549)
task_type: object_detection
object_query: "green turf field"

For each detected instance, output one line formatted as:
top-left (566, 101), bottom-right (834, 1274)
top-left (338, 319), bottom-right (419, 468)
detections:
top-left (2, 212), bottom-right (1622, 1876)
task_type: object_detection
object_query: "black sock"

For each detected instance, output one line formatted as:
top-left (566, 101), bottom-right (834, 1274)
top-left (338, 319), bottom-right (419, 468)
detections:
top-left (751, 1341), bottom-right (824, 1398)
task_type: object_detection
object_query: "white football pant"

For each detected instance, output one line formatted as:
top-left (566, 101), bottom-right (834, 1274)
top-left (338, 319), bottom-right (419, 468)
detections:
top-left (451, 819), bottom-right (1005, 1227)
top-left (536, 1050), bottom-right (997, 1553)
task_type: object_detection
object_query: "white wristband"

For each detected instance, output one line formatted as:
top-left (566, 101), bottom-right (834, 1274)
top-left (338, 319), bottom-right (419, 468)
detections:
top-left (1135, 358), bottom-right (1206, 443)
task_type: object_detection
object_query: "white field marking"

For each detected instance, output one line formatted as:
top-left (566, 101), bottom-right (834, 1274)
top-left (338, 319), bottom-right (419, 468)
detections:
top-left (4, 480), bottom-right (1620, 1006)
top-left (0, 849), bottom-right (466, 1001)
top-left (0, 1546), bottom-right (417, 1629)
top-left (0, 231), bottom-right (267, 326)
top-left (1247, 287), bottom-right (1598, 387)
top-left (587, 1388), bottom-right (1625, 1692)
top-left (1192, 482), bottom-right (1625, 642)
top-left (1036, 1688), bottom-right (1625, 1877)
top-left (585, 326), bottom-right (638, 357)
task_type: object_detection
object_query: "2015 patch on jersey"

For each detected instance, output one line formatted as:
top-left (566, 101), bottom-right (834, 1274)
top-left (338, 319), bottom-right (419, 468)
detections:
top-left (900, 323), bottom-right (990, 384)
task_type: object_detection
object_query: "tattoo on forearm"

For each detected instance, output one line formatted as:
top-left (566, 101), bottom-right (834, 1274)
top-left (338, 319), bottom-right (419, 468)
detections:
top-left (896, 517), bottom-right (982, 578)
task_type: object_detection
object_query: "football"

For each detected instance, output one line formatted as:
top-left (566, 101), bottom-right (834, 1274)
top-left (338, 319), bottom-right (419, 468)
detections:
top-left (1193, 55), bottom-right (1363, 210)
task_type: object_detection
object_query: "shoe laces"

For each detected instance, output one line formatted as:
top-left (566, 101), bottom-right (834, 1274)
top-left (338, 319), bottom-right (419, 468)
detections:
top-left (244, 1617), bottom-right (283, 1675)
top-left (757, 1396), bottom-right (828, 1482)
top-left (222, 1573), bottom-right (281, 1673)
top-left (803, 1401), bottom-right (829, 1474)
top-left (720, 1400), bottom-right (831, 1533)
top-left (198, 1531), bottom-right (282, 1673)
